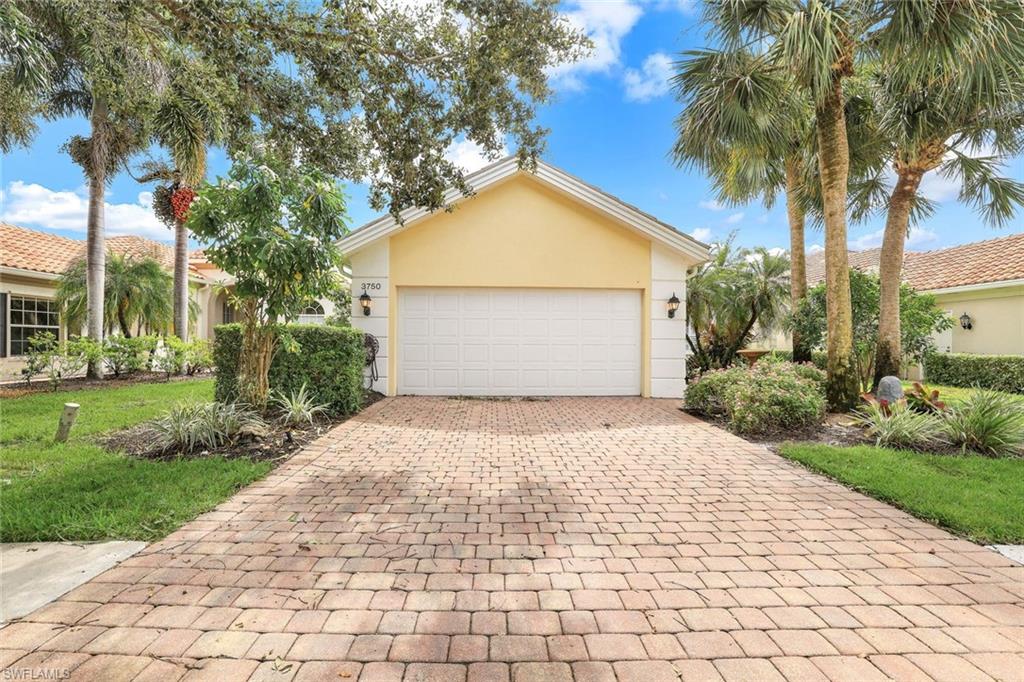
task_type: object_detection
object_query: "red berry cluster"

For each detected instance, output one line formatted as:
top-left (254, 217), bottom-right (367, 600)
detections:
top-left (170, 186), bottom-right (196, 222)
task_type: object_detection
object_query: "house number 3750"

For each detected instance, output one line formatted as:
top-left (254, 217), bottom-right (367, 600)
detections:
top-left (361, 282), bottom-right (382, 291)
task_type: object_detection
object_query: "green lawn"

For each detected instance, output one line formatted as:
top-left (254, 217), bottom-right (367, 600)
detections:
top-left (780, 443), bottom-right (1024, 544)
top-left (0, 379), bottom-right (272, 542)
top-left (902, 381), bottom-right (1023, 406)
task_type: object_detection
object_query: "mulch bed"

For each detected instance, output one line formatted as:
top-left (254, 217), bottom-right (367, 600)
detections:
top-left (99, 390), bottom-right (385, 463)
top-left (681, 408), bottom-right (872, 450)
top-left (0, 372), bottom-right (211, 399)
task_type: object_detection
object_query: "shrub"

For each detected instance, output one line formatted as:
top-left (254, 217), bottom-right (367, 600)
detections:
top-left (22, 333), bottom-right (102, 390)
top-left (852, 400), bottom-right (945, 450)
top-left (762, 350), bottom-right (828, 371)
top-left (184, 339), bottom-right (213, 376)
top-left (151, 401), bottom-right (268, 453)
top-left (103, 335), bottom-right (157, 377)
top-left (727, 364), bottom-right (826, 435)
top-left (942, 390), bottom-right (1024, 457)
top-left (215, 323), bottom-right (366, 415)
top-left (925, 353), bottom-right (1024, 394)
top-left (272, 383), bottom-right (330, 426)
top-left (153, 336), bottom-right (187, 379)
top-left (687, 362), bottom-right (826, 435)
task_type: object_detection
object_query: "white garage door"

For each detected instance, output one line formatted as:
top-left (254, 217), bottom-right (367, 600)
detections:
top-left (398, 288), bottom-right (641, 396)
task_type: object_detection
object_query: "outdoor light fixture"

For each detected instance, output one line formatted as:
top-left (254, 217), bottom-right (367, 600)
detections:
top-left (667, 293), bottom-right (680, 319)
top-left (959, 312), bottom-right (973, 330)
top-left (359, 292), bottom-right (373, 316)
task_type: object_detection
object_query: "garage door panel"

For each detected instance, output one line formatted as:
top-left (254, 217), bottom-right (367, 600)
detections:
top-left (399, 288), bottom-right (641, 395)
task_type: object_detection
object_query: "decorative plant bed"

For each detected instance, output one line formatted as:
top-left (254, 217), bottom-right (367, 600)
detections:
top-left (0, 372), bottom-right (211, 399)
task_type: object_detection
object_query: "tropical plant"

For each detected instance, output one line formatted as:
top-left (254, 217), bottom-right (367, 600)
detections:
top-left (904, 382), bottom-right (947, 414)
top-left (852, 399), bottom-right (945, 450)
top-left (183, 339), bottom-right (213, 377)
top-left (942, 391), bottom-right (1024, 458)
top-left (188, 154), bottom-right (348, 408)
top-left (693, 0), bottom-right (867, 408)
top-left (686, 240), bottom-right (790, 373)
top-left (849, 3), bottom-right (1024, 387)
top-left (672, 47), bottom-right (816, 363)
top-left (272, 384), bottom-right (330, 427)
top-left (150, 401), bottom-right (268, 453)
top-left (55, 253), bottom-right (181, 338)
top-left (152, 336), bottom-right (187, 380)
top-left (790, 270), bottom-right (952, 392)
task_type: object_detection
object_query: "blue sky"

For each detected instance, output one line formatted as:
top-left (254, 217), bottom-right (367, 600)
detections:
top-left (2, 0), bottom-right (1022, 254)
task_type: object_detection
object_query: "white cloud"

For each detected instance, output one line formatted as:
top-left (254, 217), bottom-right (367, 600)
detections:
top-left (689, 227), bottom-right (712, 242)
top-left (653, 0), bottom-right (698, 13)
top-left (1, 181), bottom-right (169, 241)
top-left (445, 139), bottom-right (507, 173)
top-left (808, 244), bottom-right (824, 255)
top-left (850, 227), bottom-right (938, 251)
top-left (918, 170), bottom-right (961, 203)
top-left (549, 1), bottom-right (643, 91)
top-left (623, 52), bottom-right (673, 102)
top-left (725, 211), bottom-right (745, 225)
top-left (699, 199), bottom-right (724, 211)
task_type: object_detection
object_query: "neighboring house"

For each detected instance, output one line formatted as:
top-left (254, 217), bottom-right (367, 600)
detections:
top-left (340, 157), bottom-right (711, 398)
top-left (765, 233), bottom-right (1024, 368)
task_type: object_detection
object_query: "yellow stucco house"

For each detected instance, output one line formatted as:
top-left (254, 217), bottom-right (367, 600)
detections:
top-left (340, 158), bottom-right (711, 398)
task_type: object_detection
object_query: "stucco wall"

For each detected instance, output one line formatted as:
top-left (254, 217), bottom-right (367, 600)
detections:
top-left (348, 172), bottom-right (692, 397)
top-left (934, 285), bottom-right (1024, 355)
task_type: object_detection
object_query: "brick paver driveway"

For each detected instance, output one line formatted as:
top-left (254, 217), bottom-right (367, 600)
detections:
top-left (3, 397), bottom-right (1023, 681)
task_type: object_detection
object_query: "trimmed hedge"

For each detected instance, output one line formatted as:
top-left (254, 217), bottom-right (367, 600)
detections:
top-left (925, 353), bottom-right (1024, 394)
top-left (214, 323), bottom-right (366, 413)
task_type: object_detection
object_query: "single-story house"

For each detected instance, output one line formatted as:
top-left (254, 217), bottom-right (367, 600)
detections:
top-left (340, 157), bottom-right (711, 398)
top-left (764, 233), bottom-right (1024, 369)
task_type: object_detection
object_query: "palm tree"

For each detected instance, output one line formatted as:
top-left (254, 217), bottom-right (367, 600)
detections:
top-left (687, 241), bottom-right (790, 372)
top-left (696, 0), bottom-right (864, 408)
top-left (139, 60), bottom-right (226, 343)
top-left (853, 2), bottom-right (1024, 387)
top-left (1, 4), bottom-right (164, 375)
top-left (56, 253), bottom-right (178, 339)
top-left (672, 47), bottom-right (815, 362)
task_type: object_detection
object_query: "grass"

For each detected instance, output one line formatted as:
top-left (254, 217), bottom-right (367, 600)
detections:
top-left (0, 378), bottom-right (272, 542)
top-left (780, 443), bottom-right (1024, 544)
top-left (902, 381), bottom-right (1023, 407)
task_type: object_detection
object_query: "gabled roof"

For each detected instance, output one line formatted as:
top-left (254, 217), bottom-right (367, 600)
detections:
top-left (805, 232), bottom-right (1024, 292)
top-left (0, 223), bottom-right (206, 280)
top-left (338, 157), bottom-right (711, 263)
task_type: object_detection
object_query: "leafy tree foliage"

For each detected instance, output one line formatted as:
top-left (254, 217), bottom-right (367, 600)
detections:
top-left (187, 154), bottom-right (348, 408)
top-left (790, 270), bottom-right (952, 392)
top-left (686, 240), bottom-right (790, 373)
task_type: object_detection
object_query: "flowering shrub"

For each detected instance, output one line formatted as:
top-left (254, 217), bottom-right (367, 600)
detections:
top-left (687, 362), bottom-right (826, 435)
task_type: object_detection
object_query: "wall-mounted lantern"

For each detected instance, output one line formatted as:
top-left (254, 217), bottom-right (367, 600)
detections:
top-left (359, 292), bottom-right (373, 316)
top-left (667, 293), bottom-right (680, 319)
top-left (959, 312), bottom-right (973, 330)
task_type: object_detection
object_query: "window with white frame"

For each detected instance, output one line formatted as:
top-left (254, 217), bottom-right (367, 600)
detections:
top-left (9, 296), bottom-right (60, 355)
top-left (296, 301), bottom-right (325, 325)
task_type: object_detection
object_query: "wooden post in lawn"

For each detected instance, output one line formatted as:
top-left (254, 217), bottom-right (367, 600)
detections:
top-left (55, 403), bottom-right (80, 443)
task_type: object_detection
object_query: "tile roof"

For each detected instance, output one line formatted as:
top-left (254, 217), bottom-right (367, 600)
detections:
top-left (0, 223), bottom-right (205, 278)
top-left (804, 233), bottom-right (1024, 291)
top-left (0, 222), bottom-right (83, 275)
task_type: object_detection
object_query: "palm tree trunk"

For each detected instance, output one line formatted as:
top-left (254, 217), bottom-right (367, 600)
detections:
top-left (815, 81), bottom-right (858, 410)
top-left (117, 303), bottom-right (132, 338)
top-left (785, 156), bottom-right (810, 363)
top-left (173, 217), bottom-right (189, 343)
top-left (85, 96), bottom-right (109, 378)
top-left (872, 166), bottom-right (923, 388)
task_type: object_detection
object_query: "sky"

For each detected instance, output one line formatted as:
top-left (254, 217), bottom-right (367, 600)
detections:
top-left (2, 0), bottom-right (1022, 256)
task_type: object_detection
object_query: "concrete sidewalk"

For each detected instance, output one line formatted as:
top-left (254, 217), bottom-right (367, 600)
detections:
top-left (1, 541), bottom-right (146, 623)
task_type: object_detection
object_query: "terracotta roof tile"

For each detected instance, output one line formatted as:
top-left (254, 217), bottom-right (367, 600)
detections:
top-left (1, 223), bottom-right (205, 278)
top-left (804, 233), bottom-right (1024, 291)
top-left (0, 222), bottom-right (82, 275)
